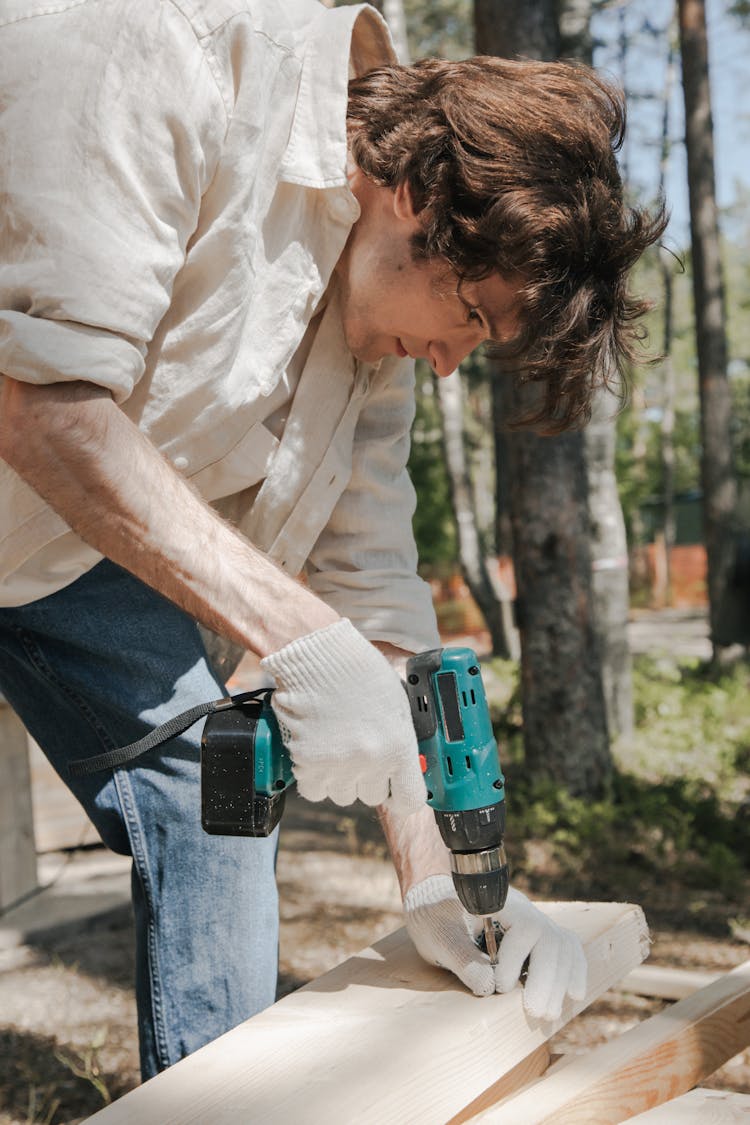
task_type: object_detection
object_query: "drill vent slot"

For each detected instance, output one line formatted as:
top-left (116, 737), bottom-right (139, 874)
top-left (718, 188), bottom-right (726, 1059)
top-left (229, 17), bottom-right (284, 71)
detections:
top-left (470, 689), bottom-right (476, 705)
top-left (416, 694), bottom-right (429, 713)
top-left (465, 756), bottom-right (472, 770)
top-left (446, 756), bottom-right (453, 776)
top-left (436, 672), bottom-right (464, 742)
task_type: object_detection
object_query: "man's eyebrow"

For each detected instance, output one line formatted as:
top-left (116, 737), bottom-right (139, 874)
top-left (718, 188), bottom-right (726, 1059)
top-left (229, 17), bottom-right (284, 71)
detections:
top-left (485, 309), bottom-right (503, 343)
top-left (484, 305), bottom-right (520, 347)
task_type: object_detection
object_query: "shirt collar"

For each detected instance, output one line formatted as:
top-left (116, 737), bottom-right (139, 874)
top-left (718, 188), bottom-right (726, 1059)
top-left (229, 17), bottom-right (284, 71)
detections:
top-left (279, 3), bottom-right (396, 189)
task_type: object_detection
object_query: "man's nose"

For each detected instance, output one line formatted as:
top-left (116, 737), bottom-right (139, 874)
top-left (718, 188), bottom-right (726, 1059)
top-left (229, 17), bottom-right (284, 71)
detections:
top-left (428, 337), bottom-right (476, 378)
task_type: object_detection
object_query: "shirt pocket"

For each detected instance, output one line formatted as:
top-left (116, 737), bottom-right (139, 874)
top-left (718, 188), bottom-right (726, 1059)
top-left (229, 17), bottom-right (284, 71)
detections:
top-left (186, 422), bottom-right (279, 501)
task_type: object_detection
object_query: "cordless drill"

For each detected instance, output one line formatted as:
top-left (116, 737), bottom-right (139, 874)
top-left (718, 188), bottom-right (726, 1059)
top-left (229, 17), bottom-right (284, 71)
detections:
top-left (200, 646), bottom-right (509, 959)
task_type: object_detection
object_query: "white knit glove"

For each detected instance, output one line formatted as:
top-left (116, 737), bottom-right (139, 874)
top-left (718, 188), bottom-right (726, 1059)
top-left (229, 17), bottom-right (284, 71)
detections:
top-left (261, 619), bottom-right (426, 813)
top-left (403, 875), bottom-right (587, 1021)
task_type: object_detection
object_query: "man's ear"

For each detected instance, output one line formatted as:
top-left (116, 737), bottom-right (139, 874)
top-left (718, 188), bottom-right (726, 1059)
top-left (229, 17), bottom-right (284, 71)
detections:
top-left (393, 180), bottom-right (418, 222)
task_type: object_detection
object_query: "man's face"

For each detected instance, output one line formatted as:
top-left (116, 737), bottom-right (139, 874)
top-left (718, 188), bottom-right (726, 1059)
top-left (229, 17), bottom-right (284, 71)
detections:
top-left (337, 174), bottom-right (522, 376)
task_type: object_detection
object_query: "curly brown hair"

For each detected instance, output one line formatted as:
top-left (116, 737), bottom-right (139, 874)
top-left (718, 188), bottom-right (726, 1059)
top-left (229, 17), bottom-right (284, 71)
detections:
top-left (347, 56), bottom-right (667, 430)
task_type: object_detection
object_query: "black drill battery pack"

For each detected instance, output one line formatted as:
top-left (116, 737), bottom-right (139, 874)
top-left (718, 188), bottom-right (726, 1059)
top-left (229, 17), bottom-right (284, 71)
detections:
top-left (201, 699), bottom-right (290, 838)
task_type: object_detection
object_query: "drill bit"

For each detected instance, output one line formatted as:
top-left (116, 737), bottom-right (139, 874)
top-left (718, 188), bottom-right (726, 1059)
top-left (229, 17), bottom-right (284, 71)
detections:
top-left (483, 917), bottom-right (499, 966)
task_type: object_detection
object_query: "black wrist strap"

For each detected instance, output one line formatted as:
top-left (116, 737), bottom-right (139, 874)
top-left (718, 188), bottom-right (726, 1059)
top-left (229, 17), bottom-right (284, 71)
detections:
top-left (68, 689), bottom-right (273, 779)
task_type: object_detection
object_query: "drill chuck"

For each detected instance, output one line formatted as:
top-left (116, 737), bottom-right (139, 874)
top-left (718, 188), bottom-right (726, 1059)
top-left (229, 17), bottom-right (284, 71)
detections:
top-left (433, 800), bottom-right (509, 916)
top-left (450, 844), bottom-right (509, 917)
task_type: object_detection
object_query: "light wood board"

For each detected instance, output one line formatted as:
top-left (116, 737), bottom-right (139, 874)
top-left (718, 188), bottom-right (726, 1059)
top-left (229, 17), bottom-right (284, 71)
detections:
top-left (0, 701), bottom-right (37, 909)
top-left (626, 1087), bottom-right (750, 1123)
top-left (618, 964), bottom-right (722, 1001)
top-left (476, 957), bottom-right (750, 1124)
top-left (83, 901), bottom-right (648, 1125)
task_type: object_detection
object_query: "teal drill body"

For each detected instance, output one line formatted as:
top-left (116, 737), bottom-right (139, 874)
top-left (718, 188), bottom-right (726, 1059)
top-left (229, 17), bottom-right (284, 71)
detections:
top-left (405, 647), bottom-right (504, 812)
top-left (403, 648), bottom-right (509, 918)
top-left (201, 646), bottom-right (509, 919)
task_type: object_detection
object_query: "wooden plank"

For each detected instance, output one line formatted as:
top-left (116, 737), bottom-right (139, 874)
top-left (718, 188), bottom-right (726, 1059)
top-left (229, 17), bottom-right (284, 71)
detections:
top-left (626, 1087), bottom-right (750, 1123)
top-left (446, 1044), bottom-right (552, 1125)
top-left (82, 901), bottom-right (648, 1125)
top-left (28, 736), bottom-right (102, 853)
top-left (618, 965), bottom-right (722, 1001)
top-left (0, 700), bottom-right (37, 910)
top-left (475, 958), bottom-right (750, 1124)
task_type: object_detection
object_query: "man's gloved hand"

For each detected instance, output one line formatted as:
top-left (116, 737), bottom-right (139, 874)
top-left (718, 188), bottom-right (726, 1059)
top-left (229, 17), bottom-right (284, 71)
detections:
top-left (403, 875), bottom-right (587, 1021)
top-left (261, 618), bottom-right (426, 814)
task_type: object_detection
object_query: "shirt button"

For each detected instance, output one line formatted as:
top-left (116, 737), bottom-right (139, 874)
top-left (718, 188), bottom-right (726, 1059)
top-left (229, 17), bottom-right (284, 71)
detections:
top-left (172, 455), bottom-right (189, 471)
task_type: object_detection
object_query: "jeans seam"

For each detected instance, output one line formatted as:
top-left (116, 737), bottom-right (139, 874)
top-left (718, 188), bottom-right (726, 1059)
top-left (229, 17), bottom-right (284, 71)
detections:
top-left (115, 769), bottom-right (173, 1070)
top-left (12, 623), bottom-right (174, 1070)
top-left (12, 624), bottom-right (118, 752)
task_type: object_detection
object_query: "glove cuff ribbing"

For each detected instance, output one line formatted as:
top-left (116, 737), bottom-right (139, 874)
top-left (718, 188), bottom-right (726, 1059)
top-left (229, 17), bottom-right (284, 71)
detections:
top-left (403, 874), bottom-right (456, 913)
top-left (261, 618), bottom-right (379, 690)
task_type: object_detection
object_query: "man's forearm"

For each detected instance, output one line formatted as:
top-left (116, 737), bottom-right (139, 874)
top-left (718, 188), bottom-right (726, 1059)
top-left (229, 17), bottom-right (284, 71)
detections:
top-left (378, 803), bottom-right (450, 896)
top-left (371, 644), bottom-right (449, 895)
top-left (0, 378), bottom-right (338, 655)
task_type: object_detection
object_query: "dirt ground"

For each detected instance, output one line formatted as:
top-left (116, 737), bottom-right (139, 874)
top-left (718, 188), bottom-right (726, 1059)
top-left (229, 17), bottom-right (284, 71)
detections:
top-left (1, 610), bottom-right (748, 1123)
top-left (1, 785), bottom-right (749, 1125)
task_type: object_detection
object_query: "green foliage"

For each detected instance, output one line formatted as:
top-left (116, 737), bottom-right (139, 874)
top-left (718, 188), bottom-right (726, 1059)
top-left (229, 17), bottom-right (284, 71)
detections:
top-left (729, 0), bottom-right (750, 25)
top-left (408, 374), bottom-right (457, 568)
top-left (616, 225), bottom-right (750, 544)
top-left (615, 402), bottom-right (702, 542)
top-left (403, 0), bottom-right (473, 59)
top-left (731, 374), bottom-right (750, 483)
top-left (483, 653), bottom-right (750, 909)
top-left (506, 769), bottom-right (750, 903)
top-left (629, 655), bottom-right (750, 793)
top-left (483, 656), bottom-right (525, 762)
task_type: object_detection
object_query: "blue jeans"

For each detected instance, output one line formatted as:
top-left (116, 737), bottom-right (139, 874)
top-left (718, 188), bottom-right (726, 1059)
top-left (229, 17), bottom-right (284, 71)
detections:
top-left (0, 560), bottom-right (279, 1079)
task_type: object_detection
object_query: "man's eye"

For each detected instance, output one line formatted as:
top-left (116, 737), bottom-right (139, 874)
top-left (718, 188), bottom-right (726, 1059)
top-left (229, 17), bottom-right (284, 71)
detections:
top-left (467, 307), bottom-right (483, 326)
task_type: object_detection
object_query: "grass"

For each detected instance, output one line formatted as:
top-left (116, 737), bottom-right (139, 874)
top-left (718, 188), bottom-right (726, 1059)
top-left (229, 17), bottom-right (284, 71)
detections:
top-left (0, 1026), bottom-right (120, 1125)
top-left (628, 655), bottom-right (750, 799)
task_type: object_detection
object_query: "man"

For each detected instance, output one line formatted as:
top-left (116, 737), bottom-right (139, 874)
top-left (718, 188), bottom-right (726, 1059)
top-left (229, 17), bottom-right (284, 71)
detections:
top-left (0, 0), bottom-right (663, 1080)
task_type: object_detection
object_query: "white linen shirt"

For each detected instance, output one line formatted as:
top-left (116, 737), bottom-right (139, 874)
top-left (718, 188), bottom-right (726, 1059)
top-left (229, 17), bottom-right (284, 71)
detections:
top-left (0, 0), bottom-right (440, 652)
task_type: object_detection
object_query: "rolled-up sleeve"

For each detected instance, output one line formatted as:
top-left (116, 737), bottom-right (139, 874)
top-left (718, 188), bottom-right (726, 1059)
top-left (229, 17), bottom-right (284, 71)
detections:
top-left (307, 360), bottom-right (440, 653)
top-left (0, 0), bottom-right (225, 402)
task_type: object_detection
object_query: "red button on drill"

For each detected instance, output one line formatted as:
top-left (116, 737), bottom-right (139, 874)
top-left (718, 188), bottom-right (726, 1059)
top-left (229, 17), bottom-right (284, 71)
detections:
top-left (419, 754), bottom-right (428, 774)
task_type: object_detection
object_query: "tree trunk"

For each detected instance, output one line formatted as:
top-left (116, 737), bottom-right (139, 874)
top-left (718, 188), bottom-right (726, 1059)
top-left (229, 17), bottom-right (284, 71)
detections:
top-left (658, 37), bottom-right (678, 606)
top-left (380, 0), bottom-right (410, 63)
top-left (475, 0), bottom-right (612, 794)
top-left (567, 0), bottom-right (634, 743)
top-left (585, 391), bottom-right (633, 741)
top-left (475, 0), bottom-right (559, 57)
top-left (436, 371), bottom-right (517, 658)
top-left (678, 0), bottom-right (738, 652)
top-left (504, 384), bottom-right (612, 796)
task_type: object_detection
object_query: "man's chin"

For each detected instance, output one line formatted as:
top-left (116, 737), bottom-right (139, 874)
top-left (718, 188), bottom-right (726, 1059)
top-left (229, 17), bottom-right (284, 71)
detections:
top-left (339, 316), bottom-right (386, 364)
top-left (346, 334), bottom-right (399, 366)
top-left (346, 338), bottom-right (384, 365)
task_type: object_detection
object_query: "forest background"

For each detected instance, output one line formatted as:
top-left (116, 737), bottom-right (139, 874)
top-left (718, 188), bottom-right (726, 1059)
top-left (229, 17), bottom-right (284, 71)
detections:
top-left (405, 0), bottom-right (750, 578)
top-left (2, 1), bottom-right (750, 1122)
top-left (393, 0), bottom-right (750, 914)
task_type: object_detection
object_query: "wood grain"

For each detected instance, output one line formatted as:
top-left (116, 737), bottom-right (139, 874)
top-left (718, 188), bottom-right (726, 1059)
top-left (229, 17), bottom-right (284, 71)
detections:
top-left (618, 964), bottom-right (722, 1001)
top-left (82, 901), bottom-right (648, 1125)
top-left (477, 958), bottom-right (750, 1124)
top-left (625, 1087), bottom-right (750, 1123)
